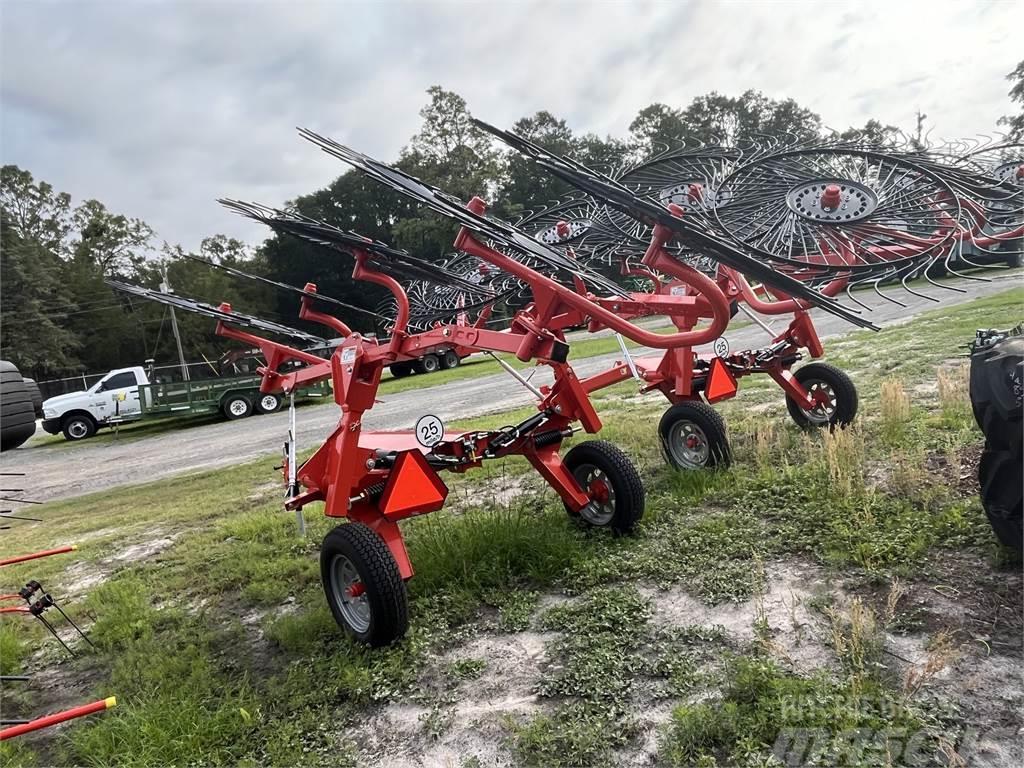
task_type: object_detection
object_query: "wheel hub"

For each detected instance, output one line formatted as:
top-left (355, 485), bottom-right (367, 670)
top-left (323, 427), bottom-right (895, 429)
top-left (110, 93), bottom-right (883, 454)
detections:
top-left (330, 554), bottom-right (371, 633)
top-left (993, 160), bottom-right (1024, 188)
top-left (802, 380), bottom-right (838, 423)
top-left (668, 420), bottom-right (710, 468)
top-left (536, 218), bottom-right (592, 245)
top-left (574, 463), bottom-right (616, 526)
top-left (786, 179), bottom-right (878, 223)
top-left (658, 181), bottom-right (731, 211)
top-left (589, 478), bottom-right (610, 504)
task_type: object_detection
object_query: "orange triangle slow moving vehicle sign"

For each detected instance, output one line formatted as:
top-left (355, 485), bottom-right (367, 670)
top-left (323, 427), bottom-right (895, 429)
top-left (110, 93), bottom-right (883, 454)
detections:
top-left (705, 357), bottom-right (738, 404)
top-left (380, 450), bottom-right (449, 520)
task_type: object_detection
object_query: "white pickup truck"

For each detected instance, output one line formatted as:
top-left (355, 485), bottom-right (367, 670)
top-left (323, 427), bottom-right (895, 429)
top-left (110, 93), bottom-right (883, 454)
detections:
top-left (41, 366), bottom-right (330, 441)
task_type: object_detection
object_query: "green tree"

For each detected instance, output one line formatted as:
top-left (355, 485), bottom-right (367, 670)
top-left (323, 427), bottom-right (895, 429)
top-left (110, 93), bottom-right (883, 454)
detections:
top-left (629, 103), bottom-right (687, 157)
top-left (998, 59), bottom-right (1024, 140)
top-left (498, 110), bottom-right (578, 218)
top-left (839, 119), bottom-right (901, 145)
top-left (70, 199), bottom-right (153, 277)
top-left (0, 216), bottom-right (80, 374)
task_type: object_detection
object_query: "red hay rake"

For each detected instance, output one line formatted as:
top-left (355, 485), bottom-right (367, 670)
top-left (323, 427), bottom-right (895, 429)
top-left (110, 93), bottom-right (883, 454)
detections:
top-left (109, 127), bottom-right (1020, 647)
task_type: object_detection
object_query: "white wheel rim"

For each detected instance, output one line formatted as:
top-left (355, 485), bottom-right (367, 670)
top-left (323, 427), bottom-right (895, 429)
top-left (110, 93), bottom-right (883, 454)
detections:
top-left (667, 420), bottom-right (710, 468)
top-left (330, 554), bottom-right (371, 633)
top-left (574, 463), bottom-right (616, 526)
top-left (260, 395), bottom-right (278, 411)
top-left (229, 399), bottom-right (248, 417)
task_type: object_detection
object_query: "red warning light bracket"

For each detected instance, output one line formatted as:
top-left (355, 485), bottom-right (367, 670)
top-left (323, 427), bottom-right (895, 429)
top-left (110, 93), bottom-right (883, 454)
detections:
top-left (379, 450), bottom-right (449, 521)
top-left (705, 357), bottom-right (738, 404)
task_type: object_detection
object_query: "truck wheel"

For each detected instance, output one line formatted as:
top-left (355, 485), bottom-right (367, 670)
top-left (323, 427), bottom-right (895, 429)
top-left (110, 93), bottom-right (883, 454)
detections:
top-left (62, 414), bottom-right (96, 442)
top-left (222, 393), bottom-right (253, 420)
top-left (785, 362), bottom-right (858, 430)
top-left (441, 350), bottom-right (461, 370)
top-left (320, 522), bottom-right (409, 647)
top-left (255, 393), bottom-right (282, 414)
top-left (389, 361), bottom-right (414, 379)
top-left (415, 354), bottom-right (440, 375)
top-left (562, 440), bottom-right (645, 534)
top-left (658, 401), bottom-right (731, 470)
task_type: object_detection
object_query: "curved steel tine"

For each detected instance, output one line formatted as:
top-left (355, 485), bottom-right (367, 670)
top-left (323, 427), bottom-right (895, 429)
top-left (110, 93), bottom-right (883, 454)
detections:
top-left (871, 274), bottom-right (908, 307)
top-left (844, 279), bottom-right (875, 311)
top-left (899, 267), bottom-right (940, 303)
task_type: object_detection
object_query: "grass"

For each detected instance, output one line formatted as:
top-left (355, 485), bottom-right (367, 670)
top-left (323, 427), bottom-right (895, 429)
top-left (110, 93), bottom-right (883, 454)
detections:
top-left (1, 287), bottom-right (1020, 766)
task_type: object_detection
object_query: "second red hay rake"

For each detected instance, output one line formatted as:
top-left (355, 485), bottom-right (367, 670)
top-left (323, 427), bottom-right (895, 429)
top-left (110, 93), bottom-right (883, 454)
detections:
top-left (110, 127), bottom-right (1020, 646)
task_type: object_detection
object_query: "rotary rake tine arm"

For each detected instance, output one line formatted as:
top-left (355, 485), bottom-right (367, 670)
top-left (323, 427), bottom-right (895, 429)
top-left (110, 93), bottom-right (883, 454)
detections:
top-left (105, 280), bottom-right (327, 345)
top-left (220, 198), bottom-right (501, 299)
top-left (106, 279), bottom-right (337, 394)
top-left (297, 128), bottom-right (632, 300)
top-left (296, 129), bottom-right (736, 355)
top-left (471, 118), bottom-right (877, 330)
top-left (181, 250), bottom-right (379, 324)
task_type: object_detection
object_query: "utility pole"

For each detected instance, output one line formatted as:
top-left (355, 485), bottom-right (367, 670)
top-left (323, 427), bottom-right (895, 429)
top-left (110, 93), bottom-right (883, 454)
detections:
top-left (159, 267), bottom-right (189, 382)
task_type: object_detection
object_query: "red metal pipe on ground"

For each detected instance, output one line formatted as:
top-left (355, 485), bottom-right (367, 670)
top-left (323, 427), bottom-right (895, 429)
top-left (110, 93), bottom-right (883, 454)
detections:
top-left (0, 697), bottom-right (116, 740)
top-left (0, 545), bottom-right (77, 568)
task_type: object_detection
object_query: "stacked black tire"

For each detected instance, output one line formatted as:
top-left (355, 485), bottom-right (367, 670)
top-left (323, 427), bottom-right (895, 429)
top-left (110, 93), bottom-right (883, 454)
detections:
top-left (1, 360), bottom-right (37, 451)
top-left (970, 329), bottom-right (1023, 550)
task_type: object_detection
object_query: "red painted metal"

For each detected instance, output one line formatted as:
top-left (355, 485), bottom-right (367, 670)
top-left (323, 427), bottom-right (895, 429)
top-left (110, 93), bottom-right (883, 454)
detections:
top-left (0, 546), bottom-right (77, 568)
top-left (0, 697), bottom-right (116, 740)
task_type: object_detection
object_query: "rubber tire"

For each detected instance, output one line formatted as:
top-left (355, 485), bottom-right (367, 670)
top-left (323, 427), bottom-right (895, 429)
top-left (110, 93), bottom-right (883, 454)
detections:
top-left (561, 440), bottom-right (645, 534)
top-left (254, 393), bottom-right (282, 414)
top-left (658, 401), bottom-right (731, 470)
top-left (1, 362), bottom-right (37, 451)
top-left (320, 522), bottom-right (409, 647)
top-left (389, 361), bottom-right (414, 379)
top-left (61, 414), bottom-right (96, 442)
top-left (441, 350), bottom-right (461, 370)
top-left (415, 354), bottom-right (440, 375)
top-left (970, 336), bottom-right (1023, 454)
top-left (979, 448), bottom-right (1022, 550)
top-left (222, 394), bottom-right (253, 420)
top-left (21, 378), bottom-right (43, 418)
top-left (785, 362), bottom-right (859, 430)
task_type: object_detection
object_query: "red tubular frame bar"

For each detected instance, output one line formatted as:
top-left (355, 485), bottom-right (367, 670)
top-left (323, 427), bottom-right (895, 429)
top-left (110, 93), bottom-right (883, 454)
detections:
top-left (0, 546), bottom-right (77, 568)
top-left (210, 220), bottom-right (708, 579)
top-left (0, 697), bottom-right (116, 740)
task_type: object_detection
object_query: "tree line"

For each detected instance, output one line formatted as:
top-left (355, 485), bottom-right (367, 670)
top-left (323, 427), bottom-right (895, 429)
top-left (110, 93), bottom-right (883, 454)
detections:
top-left (3, 63), bottom-right (1022, 381)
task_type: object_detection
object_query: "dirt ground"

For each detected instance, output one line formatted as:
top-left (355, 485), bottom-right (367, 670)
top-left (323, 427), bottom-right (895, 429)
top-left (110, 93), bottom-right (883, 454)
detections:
top-left (346, 557), bottom-right (1023, 768)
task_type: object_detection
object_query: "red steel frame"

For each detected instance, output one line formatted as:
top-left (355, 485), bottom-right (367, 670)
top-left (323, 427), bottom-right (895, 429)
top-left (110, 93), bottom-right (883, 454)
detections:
top-left (206, 205), bottom-right (736, 582)
top-left (528, 182), bottom-right (1024, 416)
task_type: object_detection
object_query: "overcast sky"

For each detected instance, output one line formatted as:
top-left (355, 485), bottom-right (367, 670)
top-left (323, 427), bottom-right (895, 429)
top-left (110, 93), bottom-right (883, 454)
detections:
top-left (2, 0), bottom-right (1021, 251)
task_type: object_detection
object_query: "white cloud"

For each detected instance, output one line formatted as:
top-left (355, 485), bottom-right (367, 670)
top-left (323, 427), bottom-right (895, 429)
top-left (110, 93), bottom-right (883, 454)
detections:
top-left (2, 0), bottom-right (1020, 250)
